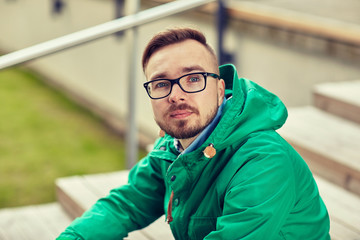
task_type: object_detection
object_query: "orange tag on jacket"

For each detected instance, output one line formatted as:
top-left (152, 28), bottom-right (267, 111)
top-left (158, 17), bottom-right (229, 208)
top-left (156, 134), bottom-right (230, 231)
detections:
top-left (203, 144), bottom-right (216, 158)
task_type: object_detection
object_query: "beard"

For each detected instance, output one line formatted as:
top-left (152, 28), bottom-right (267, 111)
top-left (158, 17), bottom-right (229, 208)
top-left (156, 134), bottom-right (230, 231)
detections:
top-left (155, 103), bottom-right (218, 140)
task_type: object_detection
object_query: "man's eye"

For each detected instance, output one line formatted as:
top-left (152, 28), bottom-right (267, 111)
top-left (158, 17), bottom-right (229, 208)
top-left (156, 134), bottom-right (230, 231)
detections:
top-left (189, 77), bottom-right (200, 82)
top-left (155, 81), bottom-right (169, 89)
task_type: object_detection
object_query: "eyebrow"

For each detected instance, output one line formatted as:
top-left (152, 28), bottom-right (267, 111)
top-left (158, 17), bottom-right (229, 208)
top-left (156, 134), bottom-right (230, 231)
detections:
top-left (182, 65), bottom-right (205, 73)
top-left (150, 73), bottom-right (168, 81)
top-left (150, 65), bottom-right (206, 81)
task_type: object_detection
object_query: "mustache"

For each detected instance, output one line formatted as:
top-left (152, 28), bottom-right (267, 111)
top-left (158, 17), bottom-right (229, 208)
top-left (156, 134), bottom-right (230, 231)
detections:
top-left (167, 104), bottom-right (199, 115)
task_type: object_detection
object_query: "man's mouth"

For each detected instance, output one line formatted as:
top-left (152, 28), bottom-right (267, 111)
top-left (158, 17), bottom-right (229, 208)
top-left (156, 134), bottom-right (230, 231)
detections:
top-left (169, 110), bottom-right (193, 119)
top-left (166, 103), bottom-right (199, 120)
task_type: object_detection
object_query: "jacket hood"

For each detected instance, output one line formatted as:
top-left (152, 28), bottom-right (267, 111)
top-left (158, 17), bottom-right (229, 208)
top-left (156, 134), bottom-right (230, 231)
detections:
top-left (208, 64), bottom-right (288, 151)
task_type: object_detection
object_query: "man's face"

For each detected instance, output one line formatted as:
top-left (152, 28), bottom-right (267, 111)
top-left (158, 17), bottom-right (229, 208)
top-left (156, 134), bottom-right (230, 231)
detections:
top-left (145, 40), bottom-right (225, 142)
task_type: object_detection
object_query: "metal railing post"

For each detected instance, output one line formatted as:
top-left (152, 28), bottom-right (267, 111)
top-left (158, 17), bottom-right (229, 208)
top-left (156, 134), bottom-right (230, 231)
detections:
top-left (126, 0), bottom-right (140, 169)
top-left (217, 0), bottom-right (234, 65)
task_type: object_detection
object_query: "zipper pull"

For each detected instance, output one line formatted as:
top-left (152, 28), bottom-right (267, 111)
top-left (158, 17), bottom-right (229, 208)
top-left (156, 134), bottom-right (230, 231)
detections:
top-left (166, 191), bottom-right (174, 223)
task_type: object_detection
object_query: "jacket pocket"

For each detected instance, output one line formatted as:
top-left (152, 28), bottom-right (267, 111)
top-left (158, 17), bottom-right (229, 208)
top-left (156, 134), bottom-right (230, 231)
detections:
top-left (188, 216), bottom-right (217, 240)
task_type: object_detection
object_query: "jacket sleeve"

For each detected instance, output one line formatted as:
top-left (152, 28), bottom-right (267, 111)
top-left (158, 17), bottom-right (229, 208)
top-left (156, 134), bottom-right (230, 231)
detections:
top-left (56, 156), bottom-right (166, 240)
top-left (204, 137), bottom-right (297, 240)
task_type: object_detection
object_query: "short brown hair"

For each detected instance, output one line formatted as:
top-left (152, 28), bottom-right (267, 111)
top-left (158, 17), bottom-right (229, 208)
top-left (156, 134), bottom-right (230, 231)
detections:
top-left (142, 27), bottom-right (217, 72)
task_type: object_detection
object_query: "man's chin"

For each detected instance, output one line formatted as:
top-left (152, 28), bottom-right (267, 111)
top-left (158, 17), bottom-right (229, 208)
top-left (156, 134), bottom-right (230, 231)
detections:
top-left (164, 125), bottom-right (204, 140)
top-left (156, 118), bottom-right (205, 139)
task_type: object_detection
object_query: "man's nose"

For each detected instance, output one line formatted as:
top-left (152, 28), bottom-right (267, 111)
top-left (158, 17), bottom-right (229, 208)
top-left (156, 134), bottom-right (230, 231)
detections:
top-left (168, 83), bottom-right (186, 103)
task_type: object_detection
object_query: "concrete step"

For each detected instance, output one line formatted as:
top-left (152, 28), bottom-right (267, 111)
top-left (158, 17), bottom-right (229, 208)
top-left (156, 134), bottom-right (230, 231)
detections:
top-left (315, 176), bottom-right (360, 239)
top-left (278, 106), bottom-right (360, 195)
top-left (314, 80), bottom-right (360, 124)
top-left (55, 171), bottom-right (174, 240)
top-left (0, 203), bottom-right (72, 240)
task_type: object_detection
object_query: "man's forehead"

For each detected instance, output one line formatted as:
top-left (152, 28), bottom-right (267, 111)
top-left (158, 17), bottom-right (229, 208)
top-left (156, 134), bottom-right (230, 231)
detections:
top-left (144, 40), bottom-right (217, 79)
top-left (148, 65), bottom-right (206, 80)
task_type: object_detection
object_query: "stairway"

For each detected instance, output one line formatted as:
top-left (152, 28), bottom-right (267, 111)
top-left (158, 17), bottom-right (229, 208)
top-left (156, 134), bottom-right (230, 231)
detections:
top-left (0, 203), bottom-right (72, 240)
top-left (278, 80), bottom-right (360, 196)
top-left (1, 80), bottom-right (360, 240)
top-left (314, 80), bottom-right (360, 124)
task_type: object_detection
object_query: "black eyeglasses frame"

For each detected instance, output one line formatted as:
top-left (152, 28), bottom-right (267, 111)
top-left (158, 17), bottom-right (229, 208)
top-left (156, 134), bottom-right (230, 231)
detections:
top-left (143, 72), bottom-right (220, 100)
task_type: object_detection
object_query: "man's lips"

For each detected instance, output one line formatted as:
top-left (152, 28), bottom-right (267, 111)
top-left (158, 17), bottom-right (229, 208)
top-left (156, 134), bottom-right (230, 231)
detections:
top-left (166, 104), bottom-right (199, 120)
top-left (169, 110), bottom-right (193, 119)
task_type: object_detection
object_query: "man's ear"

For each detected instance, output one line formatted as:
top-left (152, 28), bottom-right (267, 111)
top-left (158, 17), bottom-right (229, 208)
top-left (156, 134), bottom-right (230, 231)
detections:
top-left (218, 79), bottom-right (225, 105)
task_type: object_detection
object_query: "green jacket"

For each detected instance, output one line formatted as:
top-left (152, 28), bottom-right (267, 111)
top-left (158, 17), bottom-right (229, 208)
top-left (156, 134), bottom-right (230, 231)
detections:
top-left (57, 64), bottom-right (330, 240)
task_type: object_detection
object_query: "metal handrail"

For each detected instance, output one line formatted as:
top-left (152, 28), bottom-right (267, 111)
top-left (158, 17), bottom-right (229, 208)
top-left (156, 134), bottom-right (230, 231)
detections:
top-left (0, 0), bottom-right (217, 168)
top-left (0, 0), bottom-right (215, 69)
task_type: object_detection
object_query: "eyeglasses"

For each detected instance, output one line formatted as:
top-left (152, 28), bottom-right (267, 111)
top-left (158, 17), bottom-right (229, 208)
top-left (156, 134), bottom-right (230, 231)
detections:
top-left (143, 72), bottom-right (220, 99)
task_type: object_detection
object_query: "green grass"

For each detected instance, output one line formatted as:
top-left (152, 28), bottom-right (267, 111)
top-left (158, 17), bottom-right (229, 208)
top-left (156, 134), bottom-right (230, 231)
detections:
top-left (0, 67), bottom-right (145, 208)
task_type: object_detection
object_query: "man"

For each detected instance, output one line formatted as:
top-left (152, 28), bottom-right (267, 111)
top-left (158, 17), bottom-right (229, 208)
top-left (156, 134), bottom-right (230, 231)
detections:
top-left (57, 27), bottom-right (330, 239)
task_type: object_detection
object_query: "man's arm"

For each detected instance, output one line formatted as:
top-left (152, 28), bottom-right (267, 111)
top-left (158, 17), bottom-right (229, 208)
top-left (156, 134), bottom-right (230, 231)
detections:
top-left (57, 157), bottom-right (166, 240)
top-left (204, 134), bottom-right (329, 239)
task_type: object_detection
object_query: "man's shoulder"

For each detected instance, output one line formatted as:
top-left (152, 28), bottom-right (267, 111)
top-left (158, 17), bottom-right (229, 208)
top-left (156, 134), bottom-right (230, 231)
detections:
top-left (233, 130), bottom-right (290, 157)
top-left (220, 130), bottom-right (301, 180)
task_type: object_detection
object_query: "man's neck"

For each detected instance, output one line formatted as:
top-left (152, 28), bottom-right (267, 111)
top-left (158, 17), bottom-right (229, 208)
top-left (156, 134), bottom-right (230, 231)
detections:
top-left (178, 135), bottom-right (198, 151)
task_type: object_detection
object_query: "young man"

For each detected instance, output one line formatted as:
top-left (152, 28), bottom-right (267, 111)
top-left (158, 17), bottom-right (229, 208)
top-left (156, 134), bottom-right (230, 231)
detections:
top-left (57, 28), bottom-right (330, 239)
